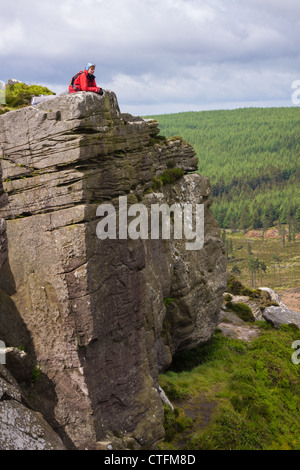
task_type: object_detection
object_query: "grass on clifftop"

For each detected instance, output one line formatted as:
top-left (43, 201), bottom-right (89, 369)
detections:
top-left (159, 322), bottom-right (300, 450)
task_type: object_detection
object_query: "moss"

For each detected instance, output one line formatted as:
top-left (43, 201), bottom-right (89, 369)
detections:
top-left (224, 293), bottom-right (233, 301)
top-left (169, 135), bottom-right (189, 145)
top-left (152, 176), bottom-right (163, 191)
top-left (226, 274), bottom-right (252, 296)
top-left (163, 405), bottom-right (193, 442)
top-left (248, 289), bottom-right (279, 310)
top-left (32, 366), bottom-right (40, 384)
top-left (151, 168), bottom-right (185, 192)
top-left (166, 160), bottom-right (176, 169)
top-left (160, 168), bottom-right (184, 185)
top-left (163, 383), bottom-right (189, 401)
top-left (226, 274), bottom-right (245, 295)
top-left (163, 297), bottom-right (176, 308)
top-left (148, 134), bottom-right (167, 146)
top-left (225, 301), bottom-right (255, 323)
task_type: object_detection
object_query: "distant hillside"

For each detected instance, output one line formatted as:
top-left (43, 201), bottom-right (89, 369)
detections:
top-left (147, 108), bottom-right (300, 232)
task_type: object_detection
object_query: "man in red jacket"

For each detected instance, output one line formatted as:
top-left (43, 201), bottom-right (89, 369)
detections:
top-left (69, 63), bottom-right (103, 95)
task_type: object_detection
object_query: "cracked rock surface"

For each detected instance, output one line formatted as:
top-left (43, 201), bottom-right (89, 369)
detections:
top-left (0, 364), bottom-right (66, 450)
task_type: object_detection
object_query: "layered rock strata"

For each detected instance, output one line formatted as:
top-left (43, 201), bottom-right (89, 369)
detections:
top-left (0, 91), bottom-right (227, 449)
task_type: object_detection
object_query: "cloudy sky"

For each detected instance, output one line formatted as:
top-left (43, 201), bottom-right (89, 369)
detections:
top-left (1, 0), bottom-right (300, 115)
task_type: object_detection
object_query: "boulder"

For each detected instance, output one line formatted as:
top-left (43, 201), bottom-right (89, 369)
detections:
top-left (223, 293), bottom-right (262, 320)
top-left (258, 287), bottom-right (300, 329)
top-left (259, 287), bottom-right (285, 307)
top-left (262, 306), bottom-right (300, 329)
top-left (0, 363), bottom-right (66, 450)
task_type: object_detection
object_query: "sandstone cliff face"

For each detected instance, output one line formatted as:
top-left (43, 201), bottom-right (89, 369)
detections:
top-left (0, 91), bottom-right (228, 449)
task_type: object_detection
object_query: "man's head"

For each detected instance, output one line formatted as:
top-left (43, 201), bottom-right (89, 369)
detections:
top-left (85, 63), bottom-right (95, 74)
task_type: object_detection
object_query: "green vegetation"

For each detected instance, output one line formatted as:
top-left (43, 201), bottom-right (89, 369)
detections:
top-left (152, 167), bottom-right (185, 191)
top-left (226, 274), bottom-right (280, 310)
top-left (224, 230), bottom-right (300, 290)
top-left (31, 366), bottom-right (40, 384)
top-left (163, 406), bottom-right (193, 442)
top-left (163, 297), bottom-right (176, 308)
top-left (1, 82), bottom-right (55, 111)
top-left (159, 323), bottom-right (300, 450)
top-left (147, 108), bottom-right (300, 232)
top-left (224, 301), bottom-right (255, 322)
top-left (160, 167), bottom-right (185, 185)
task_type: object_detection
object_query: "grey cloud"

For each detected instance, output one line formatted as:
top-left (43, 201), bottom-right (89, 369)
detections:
top-left (0, 0), bottom-right (299, 114)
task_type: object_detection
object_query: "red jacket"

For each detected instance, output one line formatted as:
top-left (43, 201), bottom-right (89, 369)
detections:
top-left (69, 70), bottom-right (101, 93)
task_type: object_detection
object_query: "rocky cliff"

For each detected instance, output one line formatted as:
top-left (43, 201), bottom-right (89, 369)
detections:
top-left (0, 91), bottom-right (228, 450)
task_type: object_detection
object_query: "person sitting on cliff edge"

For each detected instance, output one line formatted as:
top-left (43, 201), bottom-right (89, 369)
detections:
top-left (69, 63), bottom-right (104, 95)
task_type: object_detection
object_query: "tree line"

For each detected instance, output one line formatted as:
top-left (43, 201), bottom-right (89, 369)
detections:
top-left (147, 107), bottom-right (300, 231)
